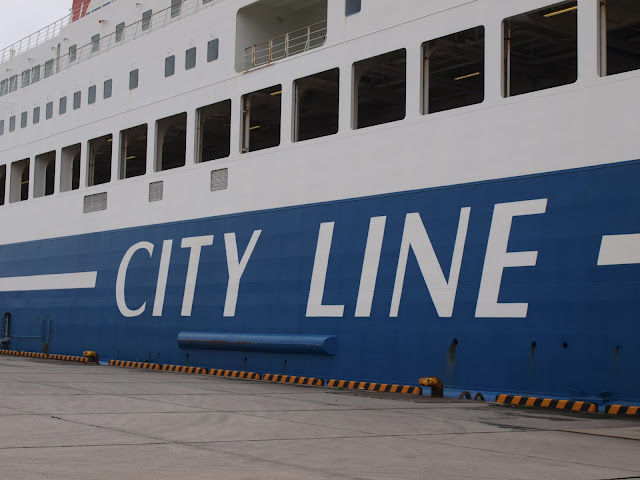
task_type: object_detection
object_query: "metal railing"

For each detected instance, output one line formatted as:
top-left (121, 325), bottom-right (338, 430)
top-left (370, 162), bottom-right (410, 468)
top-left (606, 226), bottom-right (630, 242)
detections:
top-left (244, 21), bottom-right (327, 70)
top-left (0, 0), bottom-right (223, 99)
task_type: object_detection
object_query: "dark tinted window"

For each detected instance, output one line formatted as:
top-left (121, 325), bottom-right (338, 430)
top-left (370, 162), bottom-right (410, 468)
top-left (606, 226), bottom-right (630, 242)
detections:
top-left (116, 22), bottom-right (125, 42)
top-left (69, 44), bottom-right (77, 62)
top-left (59, 97), bottom-right (67, 115)
top-left (165, 55), bottom-right (175, 77)
top-left (129, 69), bottom-right (139, 90)
top-left (346, 0), bottom-right (361, 16)
top-left (21, 112), bottom-right (27, 128)
top-left (207, 39), bottom-right (219, 62)
top-left (142, 10), bottom-right (152, 30)
top-left (185, 47), bottom-right (196, 70)
top-left (33, 107), bottom-right (40, 124)
top-left (74, 91), bottom-right (81, 110)
top-left (104, 79), bottom-right (113, 99)
top-left (46, 102), bottom-right (53, 119)
top-left (88, 85), bottom-right (97, 104)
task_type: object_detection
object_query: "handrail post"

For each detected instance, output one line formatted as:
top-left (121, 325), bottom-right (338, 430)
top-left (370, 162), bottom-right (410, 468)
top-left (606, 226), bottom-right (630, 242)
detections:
top-left (269, 39), bottom-right (273, 62)
top-left (285, 32), bottom-right (289, 57)
top-left (252, 45), bottom-right (256, 68)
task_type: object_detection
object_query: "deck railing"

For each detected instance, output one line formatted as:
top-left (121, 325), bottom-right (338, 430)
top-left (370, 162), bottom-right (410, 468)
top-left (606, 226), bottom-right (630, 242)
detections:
top-left (244, 21), bottom-right (327, 70)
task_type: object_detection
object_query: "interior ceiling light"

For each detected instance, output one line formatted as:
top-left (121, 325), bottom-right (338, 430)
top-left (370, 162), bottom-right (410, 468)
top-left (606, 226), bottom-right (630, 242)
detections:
top-left (269, 90), bottom-right (282, 96)
top-left (454, 72), bottom-right (481, 81)
top-left (249, 125), bottom-right (262, 130)
top-left (543, 5), bottom-right (577, 17)
top-left (126, 155), bottom-right (136, 160)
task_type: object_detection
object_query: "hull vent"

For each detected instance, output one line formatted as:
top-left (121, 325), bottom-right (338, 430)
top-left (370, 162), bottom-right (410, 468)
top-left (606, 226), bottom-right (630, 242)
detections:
top-left (83, 192), bottom-right (107, 213)
top-left (211, 168), bottom-right (228, 191)
top-left (149, 181), bottom-right (163, 202)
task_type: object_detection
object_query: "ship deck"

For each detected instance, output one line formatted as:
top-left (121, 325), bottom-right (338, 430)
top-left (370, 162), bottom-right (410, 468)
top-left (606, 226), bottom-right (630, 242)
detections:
top-left (0, 356), bottom-right (638, 479)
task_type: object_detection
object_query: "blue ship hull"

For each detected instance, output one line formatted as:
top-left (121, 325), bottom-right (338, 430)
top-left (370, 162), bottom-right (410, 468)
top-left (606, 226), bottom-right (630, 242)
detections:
top-left (2, 160), bottom-right (639, 403)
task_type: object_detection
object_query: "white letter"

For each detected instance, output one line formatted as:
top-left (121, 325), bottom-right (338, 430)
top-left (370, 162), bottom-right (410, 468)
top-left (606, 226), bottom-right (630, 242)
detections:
top-left (152, 240), bottom-right (173, 317)
top-left (224, 230), bottom-right (261, 317)
top-left (390, 208), bottom-right (470, 318)
top-left (116, 241), bottom-right (154, 318)
top-left (355, 216), bottom-right (387, 317)
top-left (306, 222), bottom-right (345, 318)
top-left (475, 199), bottom-right (547, 318)
top-left (181, 235), bottom-right (215, 317)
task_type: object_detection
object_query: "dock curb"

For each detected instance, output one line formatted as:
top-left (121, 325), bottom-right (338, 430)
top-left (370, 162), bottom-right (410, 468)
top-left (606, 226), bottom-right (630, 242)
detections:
top-left (605, 405), bottom-right (640, 416)
top-left (263, 374), bottom-right (323, 386)
top-left (210, 369), bottom-right (261, 380)
top-left (327, 379), bottom-right (422, 395)
top-left (495, 394), bottom-right (598, 413)
top-left (48, 354), bottom-right (90, 363)
top-left (109, 360), bottom-right (162, 370)
top-left (160, 365), bottom-right (208, 374)
top-left (0, 350), bottom-right (90, 363)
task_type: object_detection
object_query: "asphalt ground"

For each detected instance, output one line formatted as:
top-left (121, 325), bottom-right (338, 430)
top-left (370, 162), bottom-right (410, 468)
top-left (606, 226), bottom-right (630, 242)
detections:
top-left (0, 355), bottom-right (638, 480)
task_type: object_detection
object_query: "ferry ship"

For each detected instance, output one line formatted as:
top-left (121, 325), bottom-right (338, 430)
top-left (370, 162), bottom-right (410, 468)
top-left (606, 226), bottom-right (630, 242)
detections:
top-left (1, 0), bottom-right (639, 405)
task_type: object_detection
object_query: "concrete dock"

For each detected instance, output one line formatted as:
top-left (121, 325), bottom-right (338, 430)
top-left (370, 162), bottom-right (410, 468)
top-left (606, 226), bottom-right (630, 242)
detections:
top-left (0, 355), bottom-right (638, 480)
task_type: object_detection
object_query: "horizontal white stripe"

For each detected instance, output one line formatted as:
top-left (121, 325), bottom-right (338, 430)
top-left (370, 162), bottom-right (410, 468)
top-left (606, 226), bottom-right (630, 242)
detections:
top-left (597, 235), bottom-right (640, 266)
top-left (0, 272), bottom-right (98, 292)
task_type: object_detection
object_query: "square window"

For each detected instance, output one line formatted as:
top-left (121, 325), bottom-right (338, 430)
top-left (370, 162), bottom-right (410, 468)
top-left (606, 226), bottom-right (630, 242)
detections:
top-left (60, 97), bottom-right (67, 115)
top-left (33, 107), bottom-right (40, 124)
top-left (242, 85), bottom-right (282, 153)
top-left (46, 102), bottom-right (53, 119)
top-left (116, 22), bottom-right (125, 42)
top-left (88, 134), bottom-right (113, 186)
top-left (74, 91), bottom-right (81, 110)
top-left (142, 10), bottom-right (152, 30)
top-left (207, 39), bottom-right (219, 62)
top-left (294, 69), bottom-right (339, 142)
top-left (346, 0), bottom-right (361, 16)
top-left (165, 55), bottom-right (175, 77)
top-left (603, 0), bottom-right (640, 76)
top-left (129, 69), bottom-right (139, 90)
top-left (185, 47), bottom-right (196, 70)
top-left (119, 124), bottom-right (148, 179)
top-left (88, 85), bottom-right (97, 104)
top-left (104, 79), bottom-right (113, 99)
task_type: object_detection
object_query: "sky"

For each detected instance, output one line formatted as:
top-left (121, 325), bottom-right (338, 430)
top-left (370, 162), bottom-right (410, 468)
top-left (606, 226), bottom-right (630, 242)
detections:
top-left (0, 0), bottom-right (72, 50)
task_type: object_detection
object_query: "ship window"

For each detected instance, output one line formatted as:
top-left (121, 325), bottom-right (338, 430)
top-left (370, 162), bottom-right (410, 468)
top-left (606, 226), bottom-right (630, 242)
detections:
top-left (88, 85), bottom-right (97, 105)
top-left (294, 68), bottom-right (339, 142)
top-left (165, 55), bottom-right (175, 77)
top-left (0, 80), bottom-right (7, 96)
top-left (346, 0), bottom-right (361, 16)
top-left (59, 97), bottom-right (67, 115)
top-left (602, 0), bottom-right (640, 76)
top-left (0, 165), bottom-right (5, 206)
top-left (88, 134), bottom-right (112, 186)
top-left (21, 112), bottom-right (27, 129)
top-left (422, 26), bottom-right (484, 115)
top-left (242, 85), bottom-right (282, 153)
top-left (9, 75), bottom-right (17, 92)
top-left (69, 44), bottom-right (77, 62)
top-left (197, 99), bottom-right (231, 163)
top-left (503, 1), bottom-right (577, 97)
top-left (9, 116), bottom-right (15, 132)
top-left (104, 79), bottom-right (113, 99)
top-left (129, 69), bottom-right (139, 90)
top-left (116, 22), bottom-right (125, 42)
top-left (60, 144), bottom-right (81, 192)
top-left (156, 113), bottom-right (187, 171)
top-left (44, 59), bottom-right (54, 78)
top-left (31, 65), bottom-right (40, 83)
top-left (33, 107), bottom-right (40, 124)
top-left (171, 0), bottom-right (182, 18)
top-left (353, 49), bottom-right (406, 129)
top-left (120, 124), bottom-right (147, 179)
top-left (185, 47), bottom-right (196, 70)
top-left (21, 70), bottom-right (30, 88)
top-left (0, 120), bottom-right (3, 135)
top-left (142, 10), bottom-right (152, 30)
top-left (10, 159), bottom-right (30, 203)
top-left (74, 91), bottom-right (81, 110)
top-left (203, 0), bottom-right (212, 3)
top-left (34, 151), bottom-right (56, 198)
top-left (91, 34), bottom-right (101, 53)
top-left (207, 39), bottom-right (219, 62)
top-left (46, 102), bottom-right (53, 120)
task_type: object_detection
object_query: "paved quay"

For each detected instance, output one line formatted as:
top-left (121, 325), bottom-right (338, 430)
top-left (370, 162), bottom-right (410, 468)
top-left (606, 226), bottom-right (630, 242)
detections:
top-left (0, 356), bottom-right (639, 480)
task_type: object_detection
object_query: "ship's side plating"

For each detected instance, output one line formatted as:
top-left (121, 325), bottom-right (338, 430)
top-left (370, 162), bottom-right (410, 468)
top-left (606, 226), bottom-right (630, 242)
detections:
top-left (0, 0), bottom-right (638, 403)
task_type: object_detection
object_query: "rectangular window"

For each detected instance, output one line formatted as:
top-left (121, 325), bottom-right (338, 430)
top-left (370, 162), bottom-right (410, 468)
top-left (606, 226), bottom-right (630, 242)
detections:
top-left (207, 39), bottom-right (219, 62)
top-left (0, 79), bottom-right (7, 96)
top-left (156, 113), bottom-right (187, 171)
top-left (34, 151), bottom-right (56, 198)
top-left (242, 85), bottom-right (282, 153)
top-left (88, 85), bottom-right (97, 104)
top-left (142, 10), bottom-right (152, 30)
top-left (171, 0), bottom-right (182, 18)
top-left (165, 55), bottom-right (175, 77)
top-left (294, 68), bottom-right (339, 142)
top-left (33, 107), bottom-right (40, 124)
top-left (44, 59), bottom-right (54, 78)
top-left (129, 69), bottom-right (139, 90)
top-left (104, 79), bottom-right (113, 99)
top-left (88, 134), bottom-right (112, 186)
top-left (0, 165), bottom-right (5, 206)
top-left (46, 102), bottom-right (54, 120)
top-left (31, 65), bottom-right (41, 83)
top-left (59, 97), bottom-right (67, 115)
top-left (116, 22), bottom-right (125, 42)
top-left (346, 0), bottom-right (361, 16)
top-left (423, 26), bottom-right (484, 115)
top-left (60, 144), bottom-right (81, 192)
top-left (21, 70), bottom-right (30, 88)
top-left (9, 75), bottom-right (18, 92)
top-left (21, 112), bottom-right (27, 129)
top-left (10, 159), bottom-right (30, 203)
top-left (353, 49), bottom-right (406, 129)
top-left (9, 116), bottom-right (15, 132)
top-left (185, 47), bottom-right (196, 70)
top-left (69, 44), bottom-right (77, 62)
top-left (73, 91), bottom-right (81, 110)
top-left (504, 1), bottom-right (577, 97)
top-left (120, 124), bottom-right (147, 179)
top-left (602, 0), bottom-right (640, 76)
top-left (197, 99), bottom-right (231, 162)
top-left (91, 34), bottom-right (101, 53)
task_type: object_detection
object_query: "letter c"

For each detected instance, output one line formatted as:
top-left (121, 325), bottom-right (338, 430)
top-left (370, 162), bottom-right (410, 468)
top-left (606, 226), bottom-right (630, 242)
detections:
top-left (116, 241), bottom-right (154, 317)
